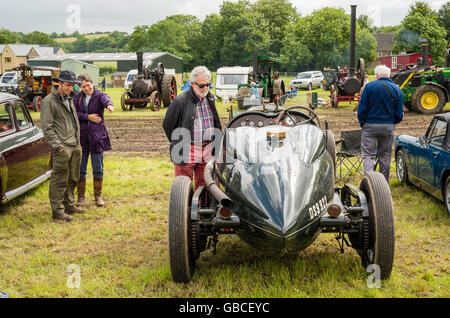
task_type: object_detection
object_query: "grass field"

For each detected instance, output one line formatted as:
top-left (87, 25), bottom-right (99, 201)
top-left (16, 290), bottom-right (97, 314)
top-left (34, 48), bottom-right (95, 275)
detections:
top-left (5, 82), bottom-right (450, 298)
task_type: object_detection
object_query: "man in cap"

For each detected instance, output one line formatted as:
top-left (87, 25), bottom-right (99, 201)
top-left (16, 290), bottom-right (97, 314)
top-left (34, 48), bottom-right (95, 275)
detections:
top-left (40, 70), bottom-right (85, 222)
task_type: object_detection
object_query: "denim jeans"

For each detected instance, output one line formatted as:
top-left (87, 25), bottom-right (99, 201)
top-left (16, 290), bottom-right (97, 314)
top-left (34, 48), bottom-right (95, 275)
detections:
top-left (80, 150), bottom-right (104, 179)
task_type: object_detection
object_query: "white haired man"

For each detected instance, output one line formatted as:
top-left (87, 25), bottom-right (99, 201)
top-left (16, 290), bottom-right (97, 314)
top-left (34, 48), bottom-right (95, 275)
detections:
top-left (357, 65), bottom-right (404, 183)
top-left (163, 66), bottom-right (222, 190)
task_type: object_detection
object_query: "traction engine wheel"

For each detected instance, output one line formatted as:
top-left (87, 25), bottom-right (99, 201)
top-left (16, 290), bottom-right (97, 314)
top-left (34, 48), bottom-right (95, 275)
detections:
top-left (149, 91), bottom-right (162, 111)
top-left (121, 91), bottom-right (133, 111)
top-left (161, 74), bottom-right (177, 108)
top-left (32, 95), bottom-right (42, 112)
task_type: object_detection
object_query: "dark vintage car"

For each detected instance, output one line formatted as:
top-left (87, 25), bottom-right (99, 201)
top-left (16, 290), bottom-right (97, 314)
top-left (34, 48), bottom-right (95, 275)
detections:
top-left (168, 103), bottom-right (396, 283)
top-left (394, 112), bottom-right (450, 216)
top-left (0, 92), bottom-right (51, 208)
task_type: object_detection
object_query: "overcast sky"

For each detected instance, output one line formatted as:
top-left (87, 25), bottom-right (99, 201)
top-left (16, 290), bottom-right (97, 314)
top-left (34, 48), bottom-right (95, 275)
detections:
top-left (0, 0), bottom-right (446, 34)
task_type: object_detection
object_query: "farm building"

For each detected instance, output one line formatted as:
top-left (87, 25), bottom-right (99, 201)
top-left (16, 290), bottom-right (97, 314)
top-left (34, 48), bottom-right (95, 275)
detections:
top-left (28, 52), bottom-right (183, 74)
top-left (0, 44), bottom-right (64, 75)
top-left (380, 53), bottom-right (433, 72)
top-left (60, 59), bottom-right (99, 85)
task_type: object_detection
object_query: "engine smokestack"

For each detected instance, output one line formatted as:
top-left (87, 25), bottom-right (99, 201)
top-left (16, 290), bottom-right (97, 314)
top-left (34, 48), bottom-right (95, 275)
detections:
top-left (136, 52), bottom-right (144, 75)
top-left (349, 5), bottom-right (357, 77)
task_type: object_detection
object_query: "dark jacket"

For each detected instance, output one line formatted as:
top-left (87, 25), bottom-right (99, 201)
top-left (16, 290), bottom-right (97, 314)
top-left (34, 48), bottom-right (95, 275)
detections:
top-left (357, 77), bottom-right (404, 127)
top-left (163, 88), bottom-right (222, 164)
top-left (74, 89), bottom-right (112, 153)
top-left (40, 87), bottom-right (80, 152)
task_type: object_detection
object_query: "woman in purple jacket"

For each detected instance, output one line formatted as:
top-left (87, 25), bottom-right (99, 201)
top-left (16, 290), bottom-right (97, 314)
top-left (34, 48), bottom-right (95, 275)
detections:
top-left (74, 73), bottom-right (114, 207)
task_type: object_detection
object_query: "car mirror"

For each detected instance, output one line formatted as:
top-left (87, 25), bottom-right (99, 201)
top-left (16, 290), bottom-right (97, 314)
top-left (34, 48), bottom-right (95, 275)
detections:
top-left (419, 136), bottom-right (426, 145)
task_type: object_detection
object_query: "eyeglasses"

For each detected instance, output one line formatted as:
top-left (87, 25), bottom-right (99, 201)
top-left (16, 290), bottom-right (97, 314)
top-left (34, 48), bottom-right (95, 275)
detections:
top-left (194, 82), bottom-right (211, 88)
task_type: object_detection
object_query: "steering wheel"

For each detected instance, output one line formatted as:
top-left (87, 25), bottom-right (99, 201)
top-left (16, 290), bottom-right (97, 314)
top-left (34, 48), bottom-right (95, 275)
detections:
top-left (274, 105), bottom-right (321, 128)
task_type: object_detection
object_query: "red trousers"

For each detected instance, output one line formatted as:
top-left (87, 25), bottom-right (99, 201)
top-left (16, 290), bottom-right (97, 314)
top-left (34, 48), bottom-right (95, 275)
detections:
top-left (174, 143), bottom-right (213, 190)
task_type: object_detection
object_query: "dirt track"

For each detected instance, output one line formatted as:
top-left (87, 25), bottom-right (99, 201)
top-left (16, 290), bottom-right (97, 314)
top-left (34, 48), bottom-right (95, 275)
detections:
top-left (104, 109), bottom-right (435, 157)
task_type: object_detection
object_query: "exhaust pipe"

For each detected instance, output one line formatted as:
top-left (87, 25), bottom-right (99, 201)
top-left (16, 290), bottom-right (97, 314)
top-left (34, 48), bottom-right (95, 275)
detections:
top-left (204, 160), bottom-right (238, 212)
top-left (421, 39), bottom-right (428, 66)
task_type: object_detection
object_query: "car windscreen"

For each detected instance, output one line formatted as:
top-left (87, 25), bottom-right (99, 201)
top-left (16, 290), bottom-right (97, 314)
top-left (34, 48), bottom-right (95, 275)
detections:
top-left (1, 75), bottom-right (15, 84)
top-left (296, 73), bottom-right (312, 79)
top-left (219, 74), bottom-right (247, 85)
top-left (127, 74), bottom-right (136, 81)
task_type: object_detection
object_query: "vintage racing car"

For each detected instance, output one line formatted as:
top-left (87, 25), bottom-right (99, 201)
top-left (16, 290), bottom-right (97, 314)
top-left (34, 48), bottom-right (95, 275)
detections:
top-left (168, 102), bottom-right (395, 283)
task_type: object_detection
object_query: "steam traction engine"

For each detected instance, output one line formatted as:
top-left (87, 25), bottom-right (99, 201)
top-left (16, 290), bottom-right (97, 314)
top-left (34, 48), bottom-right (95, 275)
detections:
top-left (121, 52), bottom-right (177, 111)
top-left (329, 5), bottom-right (365, 108)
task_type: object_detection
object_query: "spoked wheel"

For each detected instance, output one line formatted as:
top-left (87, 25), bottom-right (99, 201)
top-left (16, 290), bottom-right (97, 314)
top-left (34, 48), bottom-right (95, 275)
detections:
top-left (121, 91), bottom-right (132, 111)
top-left (168, 176), bottom-right (196, 283)
top-left (395, 149), bottom-right (409, 184)
top-left (162, 74), bottom-right (177, 108)
top-left (358, 172), bottom-right (395, 280)
top-left (444, 177), bottom-right (450, 217)
top-left (330, 85), bottom-right (338, 108)
top-left (149, 91), bottom-right (162, 111)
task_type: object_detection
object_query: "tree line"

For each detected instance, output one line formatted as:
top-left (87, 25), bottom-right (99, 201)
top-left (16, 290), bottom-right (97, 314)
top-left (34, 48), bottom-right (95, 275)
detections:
top-left (0, 0), bottom-right (448, 71)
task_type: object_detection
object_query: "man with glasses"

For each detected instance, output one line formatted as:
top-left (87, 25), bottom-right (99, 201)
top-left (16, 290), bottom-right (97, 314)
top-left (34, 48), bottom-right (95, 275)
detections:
top-left (163, 66), bottom-right (222, 190)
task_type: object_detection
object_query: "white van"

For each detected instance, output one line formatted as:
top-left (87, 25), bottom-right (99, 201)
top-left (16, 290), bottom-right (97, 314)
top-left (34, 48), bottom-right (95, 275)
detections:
top-left (215, 66), bottom-right (252, 100)
top-left (124, 68), bottom-right (175, 89)
top-left (124, 69), bottom-right (138, 89)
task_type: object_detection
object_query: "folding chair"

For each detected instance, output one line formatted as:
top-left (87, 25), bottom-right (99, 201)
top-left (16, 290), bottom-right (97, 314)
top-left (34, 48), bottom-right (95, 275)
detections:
top-left (335, 129), bottom-right (364, 179)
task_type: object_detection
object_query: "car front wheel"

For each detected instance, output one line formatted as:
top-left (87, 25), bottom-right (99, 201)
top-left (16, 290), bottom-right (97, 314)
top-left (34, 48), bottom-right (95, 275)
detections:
top-left (444, 177), bottom-right (450, 217)
top-left (395, 149), bottom-right (409, 184)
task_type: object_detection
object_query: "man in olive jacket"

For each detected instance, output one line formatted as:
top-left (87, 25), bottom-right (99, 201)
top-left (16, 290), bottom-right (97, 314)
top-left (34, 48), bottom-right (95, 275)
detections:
top-left (40, 70), bottom-right (85, 222)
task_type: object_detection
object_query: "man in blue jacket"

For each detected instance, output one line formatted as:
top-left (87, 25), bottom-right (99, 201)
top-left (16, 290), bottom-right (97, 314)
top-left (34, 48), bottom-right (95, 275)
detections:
top-left (357, 64), bottom-right (403, 183)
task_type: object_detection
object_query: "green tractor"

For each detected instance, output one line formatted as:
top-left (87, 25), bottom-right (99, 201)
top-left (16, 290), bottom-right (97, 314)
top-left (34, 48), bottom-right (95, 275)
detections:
top-left (236, 52), bottom-right (285, 109)
top-left (392, 66), bottom-right (450, 114)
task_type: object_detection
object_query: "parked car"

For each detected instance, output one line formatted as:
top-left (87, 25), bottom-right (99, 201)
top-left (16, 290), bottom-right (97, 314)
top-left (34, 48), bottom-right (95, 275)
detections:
top-left (0, 93), bottom-right (51, 208)
top-left (394, 112), bottom-right (450, 216)
top-left (290, 71), bottom-right (324, 90)
top-left (0, 71), bottom-right (18, 94)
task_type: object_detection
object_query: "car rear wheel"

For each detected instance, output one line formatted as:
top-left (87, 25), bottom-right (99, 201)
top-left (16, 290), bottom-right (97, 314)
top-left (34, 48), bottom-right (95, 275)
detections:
top-left (168, 176), bottom-right (196, 283)
top-left (395, 149), bottom-right (409, 184)
top-left (444, 177), bottom-right (450, 217)
top-left (359, 172), bottom-right (395, 280)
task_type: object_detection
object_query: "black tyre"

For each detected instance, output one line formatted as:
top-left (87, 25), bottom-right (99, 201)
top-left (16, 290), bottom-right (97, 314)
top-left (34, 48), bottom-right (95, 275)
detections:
top-left (161, 74), bottom-right (177, 108)
top-left (395, 149), bottom-right (409, 184)
top-left (444, 177), bottom-right (450, 217)
top-left (411, 85), bottom-right (446, 114)
top-left (168, 176), bottom-right (195, 283)
top-left (359, 172), bottom-right (395, 280)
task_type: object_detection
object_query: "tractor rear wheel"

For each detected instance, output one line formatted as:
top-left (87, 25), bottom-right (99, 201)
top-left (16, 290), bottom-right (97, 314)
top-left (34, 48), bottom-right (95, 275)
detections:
top-left (359, 172), bottom-right (395, 280)
top-left (161, 74), bottom-right (177, 108)
top-left (168, 176), bottom-right (196, 283)
top-left (411, 85), bottom-right (446, 114)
